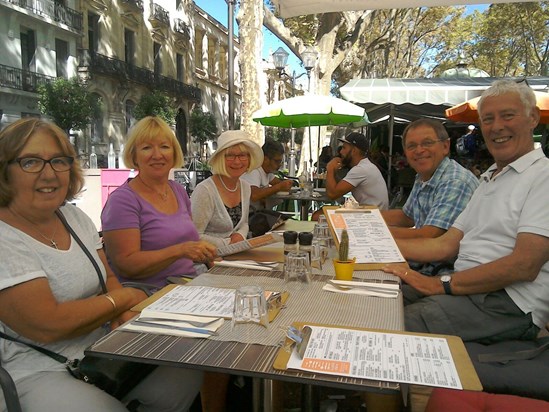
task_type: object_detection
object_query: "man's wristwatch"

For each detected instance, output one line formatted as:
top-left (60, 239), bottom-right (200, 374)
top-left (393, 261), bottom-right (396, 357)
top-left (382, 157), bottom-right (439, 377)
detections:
top-left (440, 275), bottom-right (453, 295)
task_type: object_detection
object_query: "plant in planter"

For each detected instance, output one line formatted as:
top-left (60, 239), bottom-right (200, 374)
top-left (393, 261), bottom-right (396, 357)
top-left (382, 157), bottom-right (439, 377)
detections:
top-left (333, 229), bottom-right (356, 280)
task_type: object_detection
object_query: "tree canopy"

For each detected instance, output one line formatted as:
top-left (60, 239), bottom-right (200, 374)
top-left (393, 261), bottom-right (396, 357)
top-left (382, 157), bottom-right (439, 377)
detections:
top-left (133, 91), bottom-right (176, 124)
top-left (38, 77), bottom-right (101, 133)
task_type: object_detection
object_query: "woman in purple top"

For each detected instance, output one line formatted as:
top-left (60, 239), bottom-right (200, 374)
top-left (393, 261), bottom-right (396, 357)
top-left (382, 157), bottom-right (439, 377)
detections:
top-left (101, 117), bottom-right (216, 289)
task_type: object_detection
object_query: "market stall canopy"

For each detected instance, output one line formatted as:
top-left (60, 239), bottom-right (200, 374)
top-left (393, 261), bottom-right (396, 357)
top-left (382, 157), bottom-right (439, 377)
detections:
top-left (252, 95), bottom-right (367, 128)
top-left (446, 90), bottom-right (549, 124)
top-left (339, 77), bottom-right (549, 123)
top-left (272, 0), bottom-right (525, 18)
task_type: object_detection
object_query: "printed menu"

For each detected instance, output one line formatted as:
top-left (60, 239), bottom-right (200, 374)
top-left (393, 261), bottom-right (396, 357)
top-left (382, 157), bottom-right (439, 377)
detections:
top-left (326, 208), bottom-right (405, 264)
top-left (287, 325), bottom-right (462, 389)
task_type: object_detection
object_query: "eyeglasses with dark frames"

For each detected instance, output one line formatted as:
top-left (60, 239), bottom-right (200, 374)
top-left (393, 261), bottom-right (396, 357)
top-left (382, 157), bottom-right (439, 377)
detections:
top-left (404, 139), bottom-right (445, 152)
top-left (225, 153), bottom-right (249, 161)
top-left (10, 157), bottom-right (74, 173)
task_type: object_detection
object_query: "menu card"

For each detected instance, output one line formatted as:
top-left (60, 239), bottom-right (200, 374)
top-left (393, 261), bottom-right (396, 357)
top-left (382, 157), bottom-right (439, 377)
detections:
top-left (326, 208), bottom-right (405, 264)
top-left (287, 325), bottom-right (462, 389)
top-left (145, 285), bottom-right (235, 318)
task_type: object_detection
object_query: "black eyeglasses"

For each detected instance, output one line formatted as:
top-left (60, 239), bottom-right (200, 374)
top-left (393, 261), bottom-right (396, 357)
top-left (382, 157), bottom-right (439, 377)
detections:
top-left (10, 156), bottom-right (74, 173)
top-left (225, 153), bottom-right (249, 161)
top-left (404, 139), bottom-right (444, 152)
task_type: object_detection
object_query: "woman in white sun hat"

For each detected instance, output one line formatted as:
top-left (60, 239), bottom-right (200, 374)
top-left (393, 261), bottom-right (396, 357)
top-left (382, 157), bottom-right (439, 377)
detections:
top-left (190, 130), bottom-right (263, 247)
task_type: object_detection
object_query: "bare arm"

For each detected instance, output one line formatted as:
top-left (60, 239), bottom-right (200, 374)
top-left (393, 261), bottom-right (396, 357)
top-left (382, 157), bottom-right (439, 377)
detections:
top-left (326, 158), bottom-right (354, 200)
top-left (0, 252), bottom-right (146, 344)
top-left (395, 227), bottom-right (463, 263)
top-left (385, 232), bottom-right (549, 296)
top-left (249, 179), bottom-right (293, 202)
top-left (103, 228), bottom-right (216, 280)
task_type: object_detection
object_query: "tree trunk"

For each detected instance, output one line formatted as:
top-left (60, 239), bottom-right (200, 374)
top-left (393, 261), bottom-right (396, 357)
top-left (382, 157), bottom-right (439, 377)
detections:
top-left (237, 0), bottom-right (264, 145)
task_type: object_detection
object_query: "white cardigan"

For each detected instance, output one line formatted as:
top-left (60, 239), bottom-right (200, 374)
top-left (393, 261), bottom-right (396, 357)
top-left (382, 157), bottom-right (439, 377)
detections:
top-left (190, 176), bottom-right (250, 247)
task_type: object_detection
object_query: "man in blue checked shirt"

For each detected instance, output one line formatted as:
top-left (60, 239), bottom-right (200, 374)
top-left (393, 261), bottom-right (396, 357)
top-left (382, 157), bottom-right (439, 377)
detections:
top-left (382, 119), bottom-right (479, 241)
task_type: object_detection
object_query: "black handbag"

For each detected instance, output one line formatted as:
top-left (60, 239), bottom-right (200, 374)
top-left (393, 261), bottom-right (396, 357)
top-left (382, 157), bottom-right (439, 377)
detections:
top-left (0, 210), bottom-right (156, 400)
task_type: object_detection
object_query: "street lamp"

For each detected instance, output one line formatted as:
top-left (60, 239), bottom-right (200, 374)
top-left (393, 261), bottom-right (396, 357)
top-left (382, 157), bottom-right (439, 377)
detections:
top-left (272, 46), bottom-right (318, 176)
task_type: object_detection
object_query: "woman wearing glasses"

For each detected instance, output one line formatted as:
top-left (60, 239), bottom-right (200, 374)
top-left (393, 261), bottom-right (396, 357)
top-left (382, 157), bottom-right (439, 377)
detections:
top-left (190, 130), bottom-right (263, 247)
top-left (101, 116), bottom-right (216, 289)
top-left (0, 118), bottom-right (202, 411)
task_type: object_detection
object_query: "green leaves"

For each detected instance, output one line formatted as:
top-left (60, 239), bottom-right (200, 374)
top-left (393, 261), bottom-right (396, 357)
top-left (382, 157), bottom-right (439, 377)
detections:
top-left (133, 91), bottom-right (176, 124)
top-left (189, 106), bottom-right (218, 145)
top-left (37, 77), bottom-right (101, 133)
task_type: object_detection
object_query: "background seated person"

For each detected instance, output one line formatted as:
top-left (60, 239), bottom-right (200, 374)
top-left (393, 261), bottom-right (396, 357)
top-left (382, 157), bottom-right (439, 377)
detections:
top-left (383, 79), bottom-right (549, 344)
top-left (325, 132), bottom-right (389, 209)
top-left (0, 118), bottom-right (202, 411)
top-left (382, 118), bottom-right (479, 240)
top-left (241, 139), bottom-right (293, 211)
top-left (191, 130), bottom-right (263, 247)
top-left (101, 117), bottom-right (217, 290)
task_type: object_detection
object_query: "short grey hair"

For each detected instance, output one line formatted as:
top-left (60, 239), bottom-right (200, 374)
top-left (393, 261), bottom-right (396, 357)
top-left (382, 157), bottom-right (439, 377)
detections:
top-left (477, 79), bottom-right (537, 117)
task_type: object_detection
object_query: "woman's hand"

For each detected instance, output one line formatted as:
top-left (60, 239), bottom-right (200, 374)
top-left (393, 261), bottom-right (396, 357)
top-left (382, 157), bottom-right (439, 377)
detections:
top-left (110, 310), bottom-right (136, 330)
top-left (181, 240), bottom-right (217, 262)
top-left (229, 233), bottom-right (245, 244)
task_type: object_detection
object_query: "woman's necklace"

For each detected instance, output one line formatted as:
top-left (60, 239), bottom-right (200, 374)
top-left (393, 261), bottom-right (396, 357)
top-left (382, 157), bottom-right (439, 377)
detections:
top-left (219, 176), bottom-right (239, 193)
top-left (9, 208), bottom-right (59, 249)
top-left (138, 175), bottom-right (168, 201)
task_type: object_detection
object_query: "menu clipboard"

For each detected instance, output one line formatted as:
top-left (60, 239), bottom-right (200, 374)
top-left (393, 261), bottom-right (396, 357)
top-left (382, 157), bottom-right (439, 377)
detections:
top-left (322, 205), bottom-right (407, 270)
top-left (274, 322), bottom-right (483, 392)
top-left (131, 284), bottom-right (289, 322)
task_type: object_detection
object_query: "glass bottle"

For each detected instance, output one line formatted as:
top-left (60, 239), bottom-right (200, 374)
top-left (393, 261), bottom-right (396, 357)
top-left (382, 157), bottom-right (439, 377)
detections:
top-left (118, 144), bottom-right (126, 169)
top-left (89, 145), bottom-right (98, 169)
top-left (108, 143), bottom-right (116, 169)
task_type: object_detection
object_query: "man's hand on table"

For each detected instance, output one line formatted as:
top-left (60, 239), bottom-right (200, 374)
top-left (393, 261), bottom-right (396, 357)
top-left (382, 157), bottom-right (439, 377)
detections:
top-left (383, 264), bottom-right (443, 296)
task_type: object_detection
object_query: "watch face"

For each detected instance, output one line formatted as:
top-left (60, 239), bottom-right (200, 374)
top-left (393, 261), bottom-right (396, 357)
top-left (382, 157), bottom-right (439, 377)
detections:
top-left (441, 275), bottom-right (451, 283)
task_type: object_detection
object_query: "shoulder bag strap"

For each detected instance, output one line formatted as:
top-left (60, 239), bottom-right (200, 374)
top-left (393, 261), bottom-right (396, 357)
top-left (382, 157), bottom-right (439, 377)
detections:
top-left (55, 209), bottom-right (107, 294)
top-left (0, 330), bottom-right (68, 364)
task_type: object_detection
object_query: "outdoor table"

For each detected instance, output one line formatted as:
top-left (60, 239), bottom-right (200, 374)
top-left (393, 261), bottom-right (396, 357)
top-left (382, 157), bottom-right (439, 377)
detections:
top-left (271, 189), bottom-right (335, 221)
top-left (86, 259), bottom-right (405, 412)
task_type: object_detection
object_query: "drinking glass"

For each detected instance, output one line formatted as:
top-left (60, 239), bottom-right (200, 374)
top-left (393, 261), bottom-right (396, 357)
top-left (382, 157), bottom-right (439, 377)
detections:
top-left (311, 239), bottom-right (326, 271)
top-left (232, 285), bottom-right (269, 329)
top-left (284, 251), bottom-right (312, 284)
top-left (314, 222), bottom-right (333, 249)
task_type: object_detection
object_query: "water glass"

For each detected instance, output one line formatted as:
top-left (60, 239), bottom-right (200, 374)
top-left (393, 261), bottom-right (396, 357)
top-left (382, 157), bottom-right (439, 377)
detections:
top-left (284, 251), bottom-right (312, 284)
top-left (314, 222), bottom-right (333, 248)
top-left (317, 214), bottom-right (327, 225)
top-left (311, 239), bottom-right (327, 271)
top-left (232, 285), bottom-right (269, 329)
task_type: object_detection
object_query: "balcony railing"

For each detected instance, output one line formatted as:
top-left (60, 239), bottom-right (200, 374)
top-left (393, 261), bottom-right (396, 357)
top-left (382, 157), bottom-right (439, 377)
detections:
top-left (78, 50), bottom-right (201, 102)
top-left (149, 3), bottom-right (169, 26)
top-left (0, 63), bottom-right (56, 92)
top-left (121, 0), bottom-right (143, 11)
top-left (174, 18), bottom-right (189, 38)
top-left (7, 0), bottom-right (83, 32)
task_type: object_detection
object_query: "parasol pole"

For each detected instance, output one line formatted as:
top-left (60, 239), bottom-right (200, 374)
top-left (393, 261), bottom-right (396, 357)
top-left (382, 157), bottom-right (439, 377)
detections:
top-left (308, 122), bottom-right (313, 173)
top-left (289, 124), bottom-right (296, 177)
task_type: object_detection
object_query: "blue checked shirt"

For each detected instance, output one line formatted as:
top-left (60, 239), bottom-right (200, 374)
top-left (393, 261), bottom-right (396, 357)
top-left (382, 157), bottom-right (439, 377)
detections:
top-left (402, 157), bottom-right (479, 230)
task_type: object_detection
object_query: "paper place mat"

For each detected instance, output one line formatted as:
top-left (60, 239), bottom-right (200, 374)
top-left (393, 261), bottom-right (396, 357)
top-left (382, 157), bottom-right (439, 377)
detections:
top-left (188, 272), bottom-right (404, 346)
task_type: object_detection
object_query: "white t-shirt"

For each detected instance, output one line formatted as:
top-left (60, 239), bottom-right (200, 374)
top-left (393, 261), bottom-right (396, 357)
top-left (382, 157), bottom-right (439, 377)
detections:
top-left (0, 204), bottom-right (107, 382)
top-left (343, 158), bottom-right (389, 209)
top-left (241, 167), bottom-right (279, 210)
top-left (453, 149), bottom-right (549, 328)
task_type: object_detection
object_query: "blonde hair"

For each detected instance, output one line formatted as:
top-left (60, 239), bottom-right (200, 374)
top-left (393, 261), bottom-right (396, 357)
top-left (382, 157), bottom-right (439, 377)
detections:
top-left (209, 144), bottom-right (252, 177)
top-left (124, 116), bottom-right (184, 169)
top-left (0, 118), bottom-right (84, 207)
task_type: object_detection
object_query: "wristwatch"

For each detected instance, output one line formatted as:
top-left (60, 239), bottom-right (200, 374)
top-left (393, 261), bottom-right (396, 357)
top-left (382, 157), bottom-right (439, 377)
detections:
top-left (440, 275), bottom-right (452, 295)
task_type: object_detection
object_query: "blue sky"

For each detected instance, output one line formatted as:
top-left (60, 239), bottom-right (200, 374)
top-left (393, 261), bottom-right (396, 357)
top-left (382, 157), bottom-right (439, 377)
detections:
top-left (193, 1), bottom-right (489, 73)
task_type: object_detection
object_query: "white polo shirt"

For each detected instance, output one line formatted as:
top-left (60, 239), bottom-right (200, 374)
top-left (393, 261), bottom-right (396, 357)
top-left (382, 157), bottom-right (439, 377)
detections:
top-left (453, 148), bottom-right (549, 328)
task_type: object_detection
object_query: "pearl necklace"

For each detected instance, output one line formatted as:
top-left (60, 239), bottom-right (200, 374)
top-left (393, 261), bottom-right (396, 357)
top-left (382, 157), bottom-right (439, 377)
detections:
top-left (219, 176), bottom-right (239, 193)
top-left (138, 175), bottom-right (168, 201)
top-left (10, 208), bottom-right (59, 249)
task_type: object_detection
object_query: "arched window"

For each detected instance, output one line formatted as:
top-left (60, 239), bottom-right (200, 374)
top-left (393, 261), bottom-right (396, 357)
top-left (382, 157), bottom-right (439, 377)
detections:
top-left (176, 108), bottom-right (188, 154)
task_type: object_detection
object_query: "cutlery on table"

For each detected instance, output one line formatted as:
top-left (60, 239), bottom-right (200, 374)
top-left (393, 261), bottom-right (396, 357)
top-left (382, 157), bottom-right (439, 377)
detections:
top-left (137, 317), bottom-right (221, 328)
top-left (132, 320), bottom-right (218, 336)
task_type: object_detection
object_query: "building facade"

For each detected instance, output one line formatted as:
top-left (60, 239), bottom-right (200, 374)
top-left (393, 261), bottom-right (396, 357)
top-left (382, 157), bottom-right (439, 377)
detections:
top-left (0, 0), bottom-right (240, 162)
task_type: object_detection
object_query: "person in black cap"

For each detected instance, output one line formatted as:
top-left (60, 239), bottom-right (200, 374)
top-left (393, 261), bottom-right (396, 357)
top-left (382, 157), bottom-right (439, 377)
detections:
top-left (325, 132), bottom-right (389, 208)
